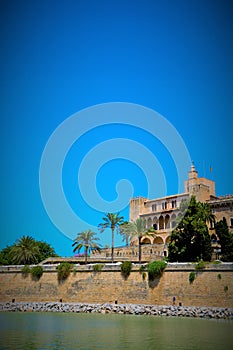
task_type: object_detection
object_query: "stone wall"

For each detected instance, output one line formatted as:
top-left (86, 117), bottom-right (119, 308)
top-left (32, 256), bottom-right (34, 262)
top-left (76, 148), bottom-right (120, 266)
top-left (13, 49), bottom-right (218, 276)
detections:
top-left (0, 264), bottom-right (232, 308)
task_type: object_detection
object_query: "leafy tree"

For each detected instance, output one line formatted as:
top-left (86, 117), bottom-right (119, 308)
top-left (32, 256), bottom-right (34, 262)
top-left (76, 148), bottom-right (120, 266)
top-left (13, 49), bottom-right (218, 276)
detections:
top-left (98, 212), bottom-right (124, 263)
top-left (215, 217), bottom-right (233, 262)
top-left (36, 241), bottom-right (58, 263)
top-left (0, 245), bottom-right (14, 265)
top-left (168, 196), bottom-right (212, 262)
top-left (72, 230), bottom-right (101, 264)
top-left (0, 237), bottom-right (58, 265)
top-left (119, 218), bottom-right (156, 263)
top-left (10, 236), bottom-right (40, 265)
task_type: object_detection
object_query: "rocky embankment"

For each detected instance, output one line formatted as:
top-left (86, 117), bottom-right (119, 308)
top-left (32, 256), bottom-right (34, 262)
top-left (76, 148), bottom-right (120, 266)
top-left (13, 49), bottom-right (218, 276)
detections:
top-left (0, 302), bottom-right (232, 319)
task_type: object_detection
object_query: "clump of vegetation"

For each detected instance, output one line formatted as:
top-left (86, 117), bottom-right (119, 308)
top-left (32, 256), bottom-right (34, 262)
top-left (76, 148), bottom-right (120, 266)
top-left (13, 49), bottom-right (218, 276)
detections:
top-left (142, 271), bottom-right (147, 281)
top-left (147, 261), bottom-right (166, 281)
top-left (121, 261), bottom-right (132, 279)
top-left (57, 262), bottom-right (73, 281)
top-left (189, 271), bottom-right (195, 284)
top-left (195, 260), bottom-right (206, 270)
top-left (21, 265), bottom-right (31, 277)
top-left (212, 260), bottom-right (221, 265)
top-left (224, 286), bottom-right (228, 293)
top-left (217, 273), bottom-right (222, 280)
top-left (31, 266), bottom-right (43, 279)
top-left (93, 264), bottom-right (104, 272)
top-left (73, 268), bottom-right (77, 276)
top-left (139, 265), bottom-right (146, 273)
top-left (139, 264), bottom-right (147, 280)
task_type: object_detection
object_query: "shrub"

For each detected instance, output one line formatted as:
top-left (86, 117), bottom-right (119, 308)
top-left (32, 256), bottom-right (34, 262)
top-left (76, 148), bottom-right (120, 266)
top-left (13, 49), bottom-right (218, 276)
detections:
top-left (142, 272), bottom-right (147, 281)
top-left (121, 261), bottom-right (132, 279)
top-left (21, 265), bottom-right (31, 276)
top-left (147, 261), bottom-right (166, 281)
top-left (139, 265), bottom-right (146, 273)
top-left (93, 264), bottom-right (103, 272)
top-left (212, 260), bottom-right (221, 265)
top-left (57, 262), bottom-right (73, 281)
top-left (73, 268), bottom-right (77, 276)
top-left (31, 266), bottom-right (43, 279)
top-left (189, 271), bottom-right (195, 284)
top-left (195, 260), bottom-right (205, 270)
top-left (217, 273), bottom-right (222, 280)
top-left (224, 286), bottom-right (228, 293)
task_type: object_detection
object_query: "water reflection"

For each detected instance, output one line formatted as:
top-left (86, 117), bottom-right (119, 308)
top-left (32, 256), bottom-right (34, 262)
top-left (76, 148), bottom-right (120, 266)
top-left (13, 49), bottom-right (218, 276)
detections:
top-left (0, 312), bottom-right (232, 350)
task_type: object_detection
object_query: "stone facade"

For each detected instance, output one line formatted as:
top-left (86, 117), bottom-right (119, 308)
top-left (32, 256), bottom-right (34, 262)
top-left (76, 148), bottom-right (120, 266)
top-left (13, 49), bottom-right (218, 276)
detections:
top-left (92, 164), bottom-right (232, 261)
top-left (0, 264), bottom-right (232, 308)
top-left (126, 163), bottom-right (232, 259)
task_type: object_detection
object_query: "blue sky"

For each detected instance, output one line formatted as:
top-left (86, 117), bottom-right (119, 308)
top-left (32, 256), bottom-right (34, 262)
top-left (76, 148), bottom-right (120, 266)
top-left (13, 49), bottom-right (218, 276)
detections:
top-left (1, 0), bottom-right (232, 257)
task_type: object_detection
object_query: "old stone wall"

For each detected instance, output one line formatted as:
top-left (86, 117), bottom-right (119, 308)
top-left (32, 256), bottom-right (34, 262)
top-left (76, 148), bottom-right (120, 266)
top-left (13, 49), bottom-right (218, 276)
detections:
top-left (0, 264), bottom-right (232, 308)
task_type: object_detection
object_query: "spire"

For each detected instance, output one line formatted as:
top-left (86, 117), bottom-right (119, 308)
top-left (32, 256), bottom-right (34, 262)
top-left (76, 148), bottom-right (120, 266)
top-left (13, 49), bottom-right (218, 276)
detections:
top-left (188, 161), bottom-right (198, 179)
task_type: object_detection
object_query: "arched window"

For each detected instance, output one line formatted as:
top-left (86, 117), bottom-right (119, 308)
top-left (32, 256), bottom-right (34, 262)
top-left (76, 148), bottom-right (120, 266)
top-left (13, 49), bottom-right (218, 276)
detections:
top-left (165, 215), bottom-right (170, 229)
top-left (171, 213), bottom-right (176, 228)
top-left (159, 216), bottom-right (164, 230)
top-left (147, 217), bottom-right (152, 228)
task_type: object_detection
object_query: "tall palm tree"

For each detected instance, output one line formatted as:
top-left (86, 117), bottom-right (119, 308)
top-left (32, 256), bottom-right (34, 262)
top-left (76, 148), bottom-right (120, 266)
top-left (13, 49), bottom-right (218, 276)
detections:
top-left (10, 235), bottom-right (40, 265)
top-left (98, 212), bottom-right (124, 263)
top-left (121, 218), bottom-right (156, 263)
top-left (72, 230), bottom-right (101, 264)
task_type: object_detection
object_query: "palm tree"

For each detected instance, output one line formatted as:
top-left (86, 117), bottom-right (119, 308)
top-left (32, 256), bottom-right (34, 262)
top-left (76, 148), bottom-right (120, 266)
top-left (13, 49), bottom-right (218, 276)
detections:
top-left (72, 230), bottom-right (101, 264)
top-left (121, 218), bottom-right (156, 263)
top-left (98, 212), bottom-right (124, 263)
top-left (10, 235), bottom-right (40, 265)
top-left (118, 221), bottom-right (131, 246)
top-left (199, 202), bottom-right (216, 228)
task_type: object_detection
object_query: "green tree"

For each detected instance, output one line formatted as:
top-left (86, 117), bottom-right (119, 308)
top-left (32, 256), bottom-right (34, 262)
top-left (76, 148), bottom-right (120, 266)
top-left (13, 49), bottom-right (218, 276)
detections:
top-left (98, 212), bottom-right (124, 263)
top-left (36, 241), bottom-right (58, 263)
top-left (215, 217), bottom-right (233, 262)
top-left (10, 236), bottom-right (40, 265)
top-left (120, 218), bottom-right (156, 263)
top-left (119, 221), bottom-right (131, 246)
top-left (72, 230), bottom-right (101, 264)
top-left (168, 196), bottom-right (212, 262)
top-left (0, 245), bottom-right (14, 265)
top-left (0, 238), bottom-right (58, 265)
top-left (198, 202), bottom-right (216, 227)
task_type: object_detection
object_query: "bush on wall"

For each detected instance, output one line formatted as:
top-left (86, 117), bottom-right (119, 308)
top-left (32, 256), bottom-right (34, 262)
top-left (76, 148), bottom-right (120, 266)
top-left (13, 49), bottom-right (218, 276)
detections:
top-left (21, 265), bottom-right (31, 277)
top-left (189, 271), bottom-right (195, 284)
top-left (147, 261), bottom-right (166, 281)
top-left (121, 261), bottom-right (132, 279)
top-left (93, 264), bottom-right (104, 272)
top-left (57, 262), bottom-right (73, 281)
top-left (31, 266), bottom-right (43, 279)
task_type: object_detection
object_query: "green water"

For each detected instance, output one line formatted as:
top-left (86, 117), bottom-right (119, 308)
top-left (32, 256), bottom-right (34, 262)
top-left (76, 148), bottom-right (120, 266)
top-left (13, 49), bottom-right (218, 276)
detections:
top-left (0, 312), bottom-right (232, 349)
